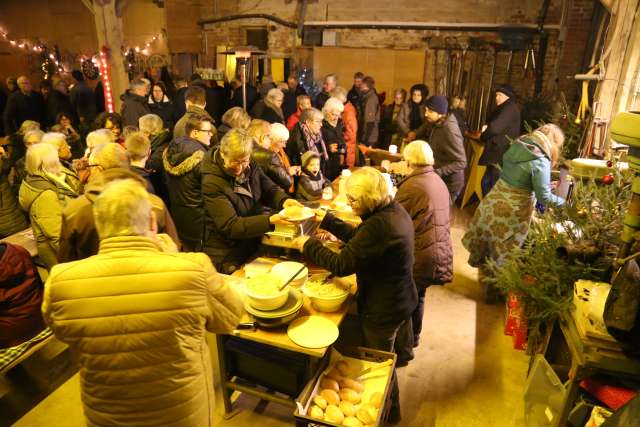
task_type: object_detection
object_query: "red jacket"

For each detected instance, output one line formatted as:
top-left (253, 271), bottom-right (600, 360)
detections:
top-left (0, 243), bottom-right (45, 348)
top-left (286, 109), bottom-right (302, 132)
top-left (342, 102), bottom-right (358, 167)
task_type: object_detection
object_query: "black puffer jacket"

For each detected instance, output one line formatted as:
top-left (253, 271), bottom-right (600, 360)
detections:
top-left (303, 201), bottom-right (418, 327)
top-left (251, 144), bottom-right (293, 192)
top-left (201, 149), bottom-right (289, 273)
top-left (321, 119), bottom-right (346, 181)
top-left (163, 135), bottom-right (207, 250)
top-left (147, 130), bottom-right (173, 208)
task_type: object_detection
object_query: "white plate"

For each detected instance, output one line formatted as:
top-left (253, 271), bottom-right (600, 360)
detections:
top-left (287, 316), bottom-right (339, 348)
top-left (279, 207), bottom-right (315, 222)
top-left (271, 261), bottom-right (308, 282)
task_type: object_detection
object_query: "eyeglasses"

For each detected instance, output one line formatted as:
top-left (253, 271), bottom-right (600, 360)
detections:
top-left (198, 128), bottom-right (214, 134)
top-left (227, 158), bottom-right (251, 167)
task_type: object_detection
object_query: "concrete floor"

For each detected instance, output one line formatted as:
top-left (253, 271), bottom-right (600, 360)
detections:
top-left (12, 224), bottom-right (530, 427)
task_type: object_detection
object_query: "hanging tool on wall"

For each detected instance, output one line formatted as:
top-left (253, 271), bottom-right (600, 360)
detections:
top-left (506, 49), bottom-right (514, 84)
top-left (522, 45), bottom-right (536, 79)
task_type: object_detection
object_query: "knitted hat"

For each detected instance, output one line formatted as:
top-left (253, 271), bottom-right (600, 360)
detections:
top-left (495, 84), bottom-right (516, 99)
top-left (425, 95), bottom-right (448, 115)
top-left (301, 150), bottom-right (320, 168)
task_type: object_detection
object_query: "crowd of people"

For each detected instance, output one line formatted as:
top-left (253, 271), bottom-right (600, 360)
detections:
top-left (0, 66), bottom-right (566, 426)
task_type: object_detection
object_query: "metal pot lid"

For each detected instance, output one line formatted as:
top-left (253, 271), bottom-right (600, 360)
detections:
top-left (245, 289), bottom-right (303, 319)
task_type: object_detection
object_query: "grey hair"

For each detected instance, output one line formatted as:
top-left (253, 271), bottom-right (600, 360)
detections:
top-left (269, 123), bottom-right (289, 142)
top-left (222, 107), bottom-right (251, 129)
top-left (89, 143), bottom-right (130, 170)
top-left (220, 128), bottom-right (254, 160)
top-left (93, 179), bottom-right (153, 239)
top-left (403, 140), bottom-right (434, 167)
top-left (322, 97), bottom-right (345, 116)
top-left (329, 86), bottom-right (348, 103)
top-left (87, 129), bottom-right (115, 148)
top-left (266, 88), bottom-right (284, 102)
top-left (41, 132), bottom-right (67, 148)
top-left (301, 108), bottom-right (323, 124)
top-left (25, 143), bottom-right (62, 176)
top-left (138, 114), bottom-right (164, 135)
top-left (345, 167), bottom-right (391, 214)
top-left (325, 74), bottom-right (337, 84)
top-left (23, 129), bottom-right (45, 146)
top-left (130, 79), bottom-right (147, 92)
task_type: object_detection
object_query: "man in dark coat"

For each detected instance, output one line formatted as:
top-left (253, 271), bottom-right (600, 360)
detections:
top-left (282, 75), bottom-right (307, 121)
top-left (173, 86), bottom-right (215, 140)
top-left (163, 115), bottom-right (213, 251)
top-left (313, 74), bottom-right (337, 110)
top-left (120, 79), bottom-right (151, 127)
top-left (394, 140), bottom-right (453, 350)
top-left (479, 84), bottom-right (521, 195)
top-left (424, 95), bottom-right (467, 203)
top-left (200, 129), bottom-right (300, 274)
top-left (228, 75), bottom-right (258, 112)
top-left (357, 76), bottom-right (380, 147)
top-left (347, 71), bottom-right (364, 112)
top-left (70, 70), bottom-right (97, 128)
top-left (3, 76), bottom-right (44, 135)
top-left (46, 80), bottom-right (75, 128)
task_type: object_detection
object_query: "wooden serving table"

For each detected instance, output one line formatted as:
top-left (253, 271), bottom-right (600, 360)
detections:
top-left (215, 257), bottom-right (357, 417)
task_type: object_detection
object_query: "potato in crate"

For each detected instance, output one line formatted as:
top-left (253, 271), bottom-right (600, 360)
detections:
top-left (294, 347), bottom-right (396, 427)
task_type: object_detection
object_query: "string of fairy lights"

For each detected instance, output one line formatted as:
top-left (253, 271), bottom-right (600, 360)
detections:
top-left (0, 26), bottom-right (164, 77)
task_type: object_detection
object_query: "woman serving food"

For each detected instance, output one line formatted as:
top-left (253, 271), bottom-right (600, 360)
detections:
top-left (291, 167), bottom-right (417, 424)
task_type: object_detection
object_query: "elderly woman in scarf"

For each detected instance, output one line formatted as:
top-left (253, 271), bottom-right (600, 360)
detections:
top-left (321, 97), bottom-right (346, 181)
top-left (462, 123), bottom-right (565, 302)
top-left (286, 107), bottom-right (329, 174)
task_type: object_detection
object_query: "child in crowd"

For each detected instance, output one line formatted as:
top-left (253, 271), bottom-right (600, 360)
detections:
top-left (296, 151), bottom-right (331, 201)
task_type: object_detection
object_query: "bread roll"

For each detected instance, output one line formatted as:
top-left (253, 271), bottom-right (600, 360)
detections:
top-left (357, 404), bottom-right (378, 424)
top-left (339, 388), bottom-right (361, 404)
top-left (336, 360), bottom-right (350, 377)
top-left (339, 378), bottom-right (364, 393)
top-left (313, 395), bottom-right (328, 410)
top-left (339, 400), bottom-right (356, 417)
top-left (320, 389), bottom-right (340, 406)
top-left (343, 416), bottom-right (364, 427)
top-left (326, 367), bottom-right (343, 381)
top-left (325, 404), bottom-right (344, 424)
top-left (369, 391), bottom-right (383, 409)
top-left (309, 405), bottom-right (324, 419)
top-left (320, 377), bottom-right (340, 393)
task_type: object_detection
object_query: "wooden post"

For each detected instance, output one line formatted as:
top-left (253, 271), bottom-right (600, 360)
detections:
top-left (593, 0), bottom-right (640, 128)
top-left (88, 0), bottom-right (129, 112)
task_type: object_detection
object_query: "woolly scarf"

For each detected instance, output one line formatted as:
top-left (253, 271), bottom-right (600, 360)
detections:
top-left (301, 123), bottom-right (328, 160)
top-left (265, 98), bottom-right (284, 121)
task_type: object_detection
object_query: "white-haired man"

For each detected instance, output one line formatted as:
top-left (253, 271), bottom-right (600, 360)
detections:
top-left (394, 140), bottom-right (452, 360)
top-left (58, 143), bottom-right (178, 262)
top-left (120, 79), bottom-right (151, 127)
top-left (44, 178), bottom-right (243, 427)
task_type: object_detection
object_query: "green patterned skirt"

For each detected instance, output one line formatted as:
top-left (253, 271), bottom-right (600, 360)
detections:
top-left (462, 179), bottom-right (535, 268)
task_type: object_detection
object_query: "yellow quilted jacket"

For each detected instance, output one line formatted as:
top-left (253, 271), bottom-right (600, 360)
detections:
top-left (42, 236), bottom-right (244, 427)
